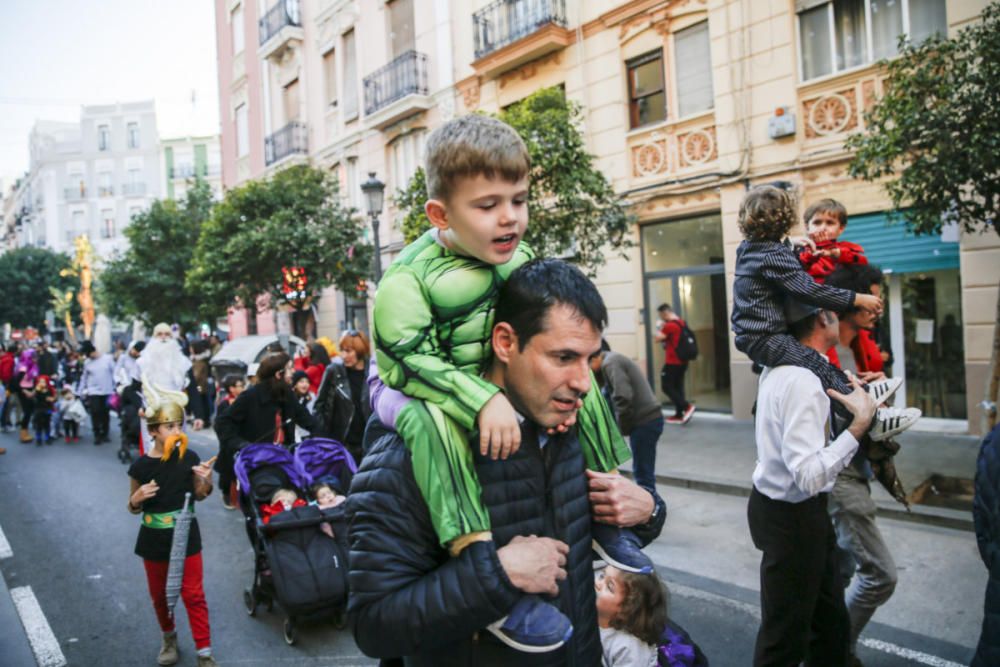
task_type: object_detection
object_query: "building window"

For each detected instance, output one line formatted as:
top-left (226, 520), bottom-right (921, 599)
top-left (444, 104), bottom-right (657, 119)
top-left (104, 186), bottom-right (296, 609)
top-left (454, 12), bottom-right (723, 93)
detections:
top-left (98, 172), bottom-right (113, 197)
top-left (70, 210), bottom-right (86, 241)
top-left (235, 104), bottom-right (249, 157)
top-left (342, 29), bottom-right (359, 120)
top-left (98, 124), bottom-right (110, 151)
top-left (127, 122), bottom-right (140, 149)
top-left (627, 51), bottom-right (667, 129)
top-left (345, 158), bottom-right (360, 210)
top-left (231, 5), bottom-right (244, 54)
top-left (101, 209), bottom-right (115, 238)
top-left (797, 0), bottom-right (947, 81)
top-left (388, 0), bottom-right (415, 58)
top-left (129, 206), bottom-right (143, 221)
top-left (390, 131), bottom-right (426, 195)
top-left (674, 21), bottom-right (714, 118)
top-left (323, 49), bottom-right (338, 109)
top-left (284, 78), bottom-right (301, 123)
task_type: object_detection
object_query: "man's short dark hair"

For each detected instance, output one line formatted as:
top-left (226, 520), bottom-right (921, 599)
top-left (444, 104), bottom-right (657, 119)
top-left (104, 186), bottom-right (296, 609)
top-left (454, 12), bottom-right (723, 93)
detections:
top-left (788, 309), bottom-right (836, 342)
top-left (495, 259), bottom-right (607, 350)
top-left (826, 264), bottom-right (884, 314)
top-left (221, 374), bottom-right (243, 391)
top-left (657, 303), bottom-right (671, 313)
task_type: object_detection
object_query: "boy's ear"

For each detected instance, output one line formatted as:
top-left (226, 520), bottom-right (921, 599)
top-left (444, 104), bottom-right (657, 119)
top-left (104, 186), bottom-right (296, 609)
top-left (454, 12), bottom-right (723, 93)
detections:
top-left (425, 198), bottom-right (449, 231)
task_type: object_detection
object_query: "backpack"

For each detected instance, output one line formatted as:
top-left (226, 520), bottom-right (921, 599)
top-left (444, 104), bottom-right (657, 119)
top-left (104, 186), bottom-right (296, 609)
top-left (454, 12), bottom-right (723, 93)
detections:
top-left (674, 321), bottom-right (699, 362)
top-left (658, 619), bottom-right (709, 666)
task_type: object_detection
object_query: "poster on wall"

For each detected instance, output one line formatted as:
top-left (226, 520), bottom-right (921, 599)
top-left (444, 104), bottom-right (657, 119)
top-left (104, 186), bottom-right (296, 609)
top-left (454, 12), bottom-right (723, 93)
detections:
top-left (915, 318), bottom-right (935, 344)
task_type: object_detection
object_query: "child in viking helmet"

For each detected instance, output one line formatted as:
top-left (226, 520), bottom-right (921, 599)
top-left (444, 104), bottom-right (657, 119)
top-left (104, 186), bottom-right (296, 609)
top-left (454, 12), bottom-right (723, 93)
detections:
top-left (127, 377), bottom-right (218, 667)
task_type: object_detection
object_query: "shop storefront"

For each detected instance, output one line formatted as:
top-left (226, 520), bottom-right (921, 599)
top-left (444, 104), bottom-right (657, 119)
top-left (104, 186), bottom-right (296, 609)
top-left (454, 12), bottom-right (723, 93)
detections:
top-left (641, 214), bottom-right (731, 412)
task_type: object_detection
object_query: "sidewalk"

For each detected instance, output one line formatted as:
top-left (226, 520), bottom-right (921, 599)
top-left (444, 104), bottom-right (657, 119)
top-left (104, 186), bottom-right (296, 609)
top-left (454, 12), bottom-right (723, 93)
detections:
top-left (624, 411), bottom-right (982, 531)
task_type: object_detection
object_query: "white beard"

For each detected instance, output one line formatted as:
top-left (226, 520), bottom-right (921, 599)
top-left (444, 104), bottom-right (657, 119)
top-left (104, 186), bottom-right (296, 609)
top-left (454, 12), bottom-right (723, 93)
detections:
top-left (138, 339), bottom-right (192, 391)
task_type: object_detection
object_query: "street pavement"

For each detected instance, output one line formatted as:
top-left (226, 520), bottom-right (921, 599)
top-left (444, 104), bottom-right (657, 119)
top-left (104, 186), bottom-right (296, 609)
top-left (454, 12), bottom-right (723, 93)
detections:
top-left (0, 415), bottom-right (986, 666)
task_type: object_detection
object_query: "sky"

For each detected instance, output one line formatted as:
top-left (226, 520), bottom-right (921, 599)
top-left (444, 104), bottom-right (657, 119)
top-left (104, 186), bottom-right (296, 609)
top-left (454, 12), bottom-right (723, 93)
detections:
top-left (0, 0), bottom-right (220, 190)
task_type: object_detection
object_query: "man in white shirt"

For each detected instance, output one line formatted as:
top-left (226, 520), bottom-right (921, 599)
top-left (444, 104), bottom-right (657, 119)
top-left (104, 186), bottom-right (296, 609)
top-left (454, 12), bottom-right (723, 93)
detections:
top-left (747, 303), bottom-right (876, 667)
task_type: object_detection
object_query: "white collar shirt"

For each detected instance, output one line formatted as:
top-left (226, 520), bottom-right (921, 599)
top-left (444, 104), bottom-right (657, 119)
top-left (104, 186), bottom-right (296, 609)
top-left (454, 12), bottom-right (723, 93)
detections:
top-left (751, 364), bottom-right (859, 503)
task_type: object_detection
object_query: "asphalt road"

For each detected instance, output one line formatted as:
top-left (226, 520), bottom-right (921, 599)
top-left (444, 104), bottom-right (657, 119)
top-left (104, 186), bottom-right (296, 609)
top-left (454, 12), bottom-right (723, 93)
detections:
top-left (0, 418), bottom-right (983, 666)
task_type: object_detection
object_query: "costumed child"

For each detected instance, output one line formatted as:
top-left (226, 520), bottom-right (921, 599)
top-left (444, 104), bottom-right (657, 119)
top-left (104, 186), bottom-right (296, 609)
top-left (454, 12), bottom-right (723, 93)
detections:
top-left (260, 488), bottom-right (306, 524)
top-left (15, 348), bottom-right (39, 443)
top-left (731, 185), bottom-right (919, 441)
top-left (32, 375), bottom-right (56, 445)
top-left (127, 378), bottom-right (218, 667)
top-left (59, 386), bottom-right (87, 443)
top-left (370, 114), bottom-right (644, 652)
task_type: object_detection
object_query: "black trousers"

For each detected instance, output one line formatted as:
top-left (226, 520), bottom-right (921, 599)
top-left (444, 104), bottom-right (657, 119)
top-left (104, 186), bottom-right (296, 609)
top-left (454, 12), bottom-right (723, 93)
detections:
top-left (747, 487), bottom-right (850, 667)
top-left (64, 419), bottom-right (79, 438)
top-left (87, 394), bottom-right (110, 439)
top-left (660, 363), bottom-right (689, 415)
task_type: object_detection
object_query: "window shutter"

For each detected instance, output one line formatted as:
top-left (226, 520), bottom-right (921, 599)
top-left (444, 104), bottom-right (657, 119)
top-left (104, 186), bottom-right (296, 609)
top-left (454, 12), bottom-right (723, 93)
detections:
top-left (841, 211), bottom-right (959, 274)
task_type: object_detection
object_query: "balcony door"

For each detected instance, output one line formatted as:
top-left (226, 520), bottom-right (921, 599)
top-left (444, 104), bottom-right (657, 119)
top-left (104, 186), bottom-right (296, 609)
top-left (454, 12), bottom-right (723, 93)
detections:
top-left (388, 0), bottom-right (414, 58)
top-left (283, 78), bottom-right (300, 124)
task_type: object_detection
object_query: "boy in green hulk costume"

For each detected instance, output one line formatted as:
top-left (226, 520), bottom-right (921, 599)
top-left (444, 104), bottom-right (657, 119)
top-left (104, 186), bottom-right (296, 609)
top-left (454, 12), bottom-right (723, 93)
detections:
top-left (370, 115), bottom-right (654, 653)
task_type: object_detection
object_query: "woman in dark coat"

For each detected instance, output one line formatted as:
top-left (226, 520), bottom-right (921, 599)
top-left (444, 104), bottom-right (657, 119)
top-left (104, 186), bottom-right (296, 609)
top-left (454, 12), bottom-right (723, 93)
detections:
top-left (214, 352), bottom-right (317, 455)
top-left (973, 421), bottom-right (1000, 667)
top-left (313, 330), bottom-right (371, 465)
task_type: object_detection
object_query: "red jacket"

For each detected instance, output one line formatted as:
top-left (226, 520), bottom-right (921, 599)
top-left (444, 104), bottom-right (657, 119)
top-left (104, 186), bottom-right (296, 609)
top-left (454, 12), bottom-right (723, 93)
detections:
top-left (827, 328), bottom-right (883, 374)
top-left (800, 240), bottom-right (868, 282)
top-left (0, 352), bottom-right (13, 384)
top-left (261, 498), bottom-right (307, 524)
top-left (660, 319), bottom-right (687, 366)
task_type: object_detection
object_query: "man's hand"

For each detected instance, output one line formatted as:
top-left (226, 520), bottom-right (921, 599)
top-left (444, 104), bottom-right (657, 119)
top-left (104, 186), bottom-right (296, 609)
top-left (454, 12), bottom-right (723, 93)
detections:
top-left (587, 470), bottom-right (655, 527)
top-left (496, 535), bottom-right (568, 596)
top-left (477, 393), bottom-right (521, 460)
top-left (827, 371), bottom-right (877, 441)
top-left (855, 293), bottom-right (883, 316)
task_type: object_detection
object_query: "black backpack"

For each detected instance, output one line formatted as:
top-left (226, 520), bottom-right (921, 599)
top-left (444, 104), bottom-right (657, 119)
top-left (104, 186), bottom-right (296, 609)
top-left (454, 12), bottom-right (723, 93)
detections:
top-left (674, 321), bottom-right (699, 362)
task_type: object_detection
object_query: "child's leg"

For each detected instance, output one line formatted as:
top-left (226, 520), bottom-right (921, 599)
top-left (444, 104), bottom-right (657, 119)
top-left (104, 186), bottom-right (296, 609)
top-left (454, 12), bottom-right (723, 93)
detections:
top-left (395, 399), bottom-right (491, 553)
top-left (576, 373), bottom-right (632, 473)
top-left (142, 559), bottom-right (176, 634)
top-left (179, 553), bottom-right (211, 650)
top-left (738, 333), bottom-right (851, 394)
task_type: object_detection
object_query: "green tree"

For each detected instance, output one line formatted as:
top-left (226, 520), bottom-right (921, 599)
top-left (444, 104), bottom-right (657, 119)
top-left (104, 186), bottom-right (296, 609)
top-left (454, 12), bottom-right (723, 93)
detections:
top-left (99, 179), bottom-right (214, 331)
top-left (846, 2), bottom-right (1000, 427)
top-left (0, 246), bottom-right (76, 330)
top-left (186, 165), bottom-right (372, 322)
top-left (396, 87), bottom-right (634, 275)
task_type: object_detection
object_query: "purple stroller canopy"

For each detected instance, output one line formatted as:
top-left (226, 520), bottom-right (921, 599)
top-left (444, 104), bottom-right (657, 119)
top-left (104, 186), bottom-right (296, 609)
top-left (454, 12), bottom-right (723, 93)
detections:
top-left (234, 443), bottom-right (309, 498)
top-left (293, 438), bottom-right (357, 489)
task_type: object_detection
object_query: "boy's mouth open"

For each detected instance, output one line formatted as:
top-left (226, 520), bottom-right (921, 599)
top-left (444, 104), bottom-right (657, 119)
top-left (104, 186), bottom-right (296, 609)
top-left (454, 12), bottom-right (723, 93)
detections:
top-left (492, 233), bottom-right (518, 252)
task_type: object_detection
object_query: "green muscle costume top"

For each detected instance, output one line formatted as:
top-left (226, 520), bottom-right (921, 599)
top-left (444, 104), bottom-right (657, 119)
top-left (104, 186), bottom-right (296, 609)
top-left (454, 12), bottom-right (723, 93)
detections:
top-left (372, 229), bottom-right (532, 431)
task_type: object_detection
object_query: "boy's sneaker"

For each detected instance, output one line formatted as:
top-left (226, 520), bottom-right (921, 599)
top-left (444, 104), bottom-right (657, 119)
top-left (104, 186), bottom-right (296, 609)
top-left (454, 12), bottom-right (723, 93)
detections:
top-left (157, 633), bottom-right (178, 665)
top-left (680, 404), bottom-right (696, 424)
top-left (665, 415), bottom-right (683, 425)
top-left (866, 377), bottom-right (902, 407)
top-left (196, 655), bottom-right (218, 667)
top-left (869, 406), bottom-right (922, 442)
top-left (486, 595), bottom-right (573, 653)
top-left (591, 523), bottom-right (654, 574)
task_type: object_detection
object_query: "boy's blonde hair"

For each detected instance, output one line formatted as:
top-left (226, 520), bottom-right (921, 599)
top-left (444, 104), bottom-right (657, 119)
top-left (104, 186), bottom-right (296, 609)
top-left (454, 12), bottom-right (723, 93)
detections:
top-left (738, 185), bottom-right (798, 242)
top-left (424, 114), bottom-right (530, 202)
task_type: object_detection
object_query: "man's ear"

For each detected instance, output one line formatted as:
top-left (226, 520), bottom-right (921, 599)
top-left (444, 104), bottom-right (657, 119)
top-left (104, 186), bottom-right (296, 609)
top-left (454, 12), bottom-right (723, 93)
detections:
top-left (491, 322), bottom-right (517, 364)
top-left (425, 198), bottom-right (449, 231)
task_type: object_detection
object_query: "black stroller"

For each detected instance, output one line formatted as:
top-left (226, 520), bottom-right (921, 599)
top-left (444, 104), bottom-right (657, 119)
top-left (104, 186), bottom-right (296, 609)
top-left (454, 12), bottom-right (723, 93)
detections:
top-left (234, 438), bottom-right (358, 645)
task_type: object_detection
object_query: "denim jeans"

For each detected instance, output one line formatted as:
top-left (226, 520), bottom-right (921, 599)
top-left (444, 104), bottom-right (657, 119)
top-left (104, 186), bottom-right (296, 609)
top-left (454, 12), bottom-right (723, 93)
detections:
top-left (828, 473), bottom-right (898, 653)
top-left (628, 415), bottom-right (664, 490)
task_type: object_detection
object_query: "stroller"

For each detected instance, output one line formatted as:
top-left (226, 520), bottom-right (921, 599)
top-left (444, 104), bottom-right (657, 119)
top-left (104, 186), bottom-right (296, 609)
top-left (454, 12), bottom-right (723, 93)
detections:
top-left (235, 438), bottom-right (358, 645)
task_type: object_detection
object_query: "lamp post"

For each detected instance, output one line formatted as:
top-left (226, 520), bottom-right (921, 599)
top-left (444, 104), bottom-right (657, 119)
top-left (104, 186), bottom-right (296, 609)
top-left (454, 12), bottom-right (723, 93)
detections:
top-left (360, 172), bottom-right (386, 284)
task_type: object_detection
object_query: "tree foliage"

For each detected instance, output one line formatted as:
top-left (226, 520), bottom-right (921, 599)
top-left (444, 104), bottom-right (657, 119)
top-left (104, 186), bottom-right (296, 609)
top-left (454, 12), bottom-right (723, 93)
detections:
top-left (99, 179), bottom-right (214, 330)
top-left (186, 165), bottom-right (372, 318)
top-left (0, 246), bottom-right (76, 330)
top-left (847, 3), bottom-right (1000, 237)
top-left (395, 87), bottom-right (635, 275)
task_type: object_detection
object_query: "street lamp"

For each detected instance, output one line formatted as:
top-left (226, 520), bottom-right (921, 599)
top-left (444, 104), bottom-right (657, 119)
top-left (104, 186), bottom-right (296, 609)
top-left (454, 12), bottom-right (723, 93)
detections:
top-left (361, 172), bottom-right (386, 283)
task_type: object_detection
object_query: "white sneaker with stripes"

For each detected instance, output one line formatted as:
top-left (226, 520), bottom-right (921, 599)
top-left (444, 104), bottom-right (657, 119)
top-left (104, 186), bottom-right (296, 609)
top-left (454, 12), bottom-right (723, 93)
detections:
top-left (869, 406), bottom-right (921, 441)
top-left (866, 377), bottom-right (903, 407)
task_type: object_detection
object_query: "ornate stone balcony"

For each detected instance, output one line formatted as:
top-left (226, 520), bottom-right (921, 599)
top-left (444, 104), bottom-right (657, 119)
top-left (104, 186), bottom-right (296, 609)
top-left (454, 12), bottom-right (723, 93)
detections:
top-left (471, 0), bottom-right (573, 79)
top-left (258, 0), bottom-right (303, 62)
top-left (363, 51), bottom-right (432, 130)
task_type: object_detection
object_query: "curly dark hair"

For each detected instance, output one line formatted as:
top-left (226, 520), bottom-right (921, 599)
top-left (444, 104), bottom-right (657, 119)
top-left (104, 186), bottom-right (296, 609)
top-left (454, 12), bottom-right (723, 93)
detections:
top-left (610, 571), bottom-right (670, 646)
top-left (738, 186), bottom-right (797, 242)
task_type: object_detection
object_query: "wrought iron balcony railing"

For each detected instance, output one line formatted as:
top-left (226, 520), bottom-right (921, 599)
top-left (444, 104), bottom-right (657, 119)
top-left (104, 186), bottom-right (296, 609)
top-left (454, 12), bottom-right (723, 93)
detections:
top-left (473, 0), bottom-right (567, 60)
top-left (265, 121), bottom-right (308, 166)
top-left (363, 50), bottom-right (429, 116)
top-left (259, 0), bottom-right (301, 46)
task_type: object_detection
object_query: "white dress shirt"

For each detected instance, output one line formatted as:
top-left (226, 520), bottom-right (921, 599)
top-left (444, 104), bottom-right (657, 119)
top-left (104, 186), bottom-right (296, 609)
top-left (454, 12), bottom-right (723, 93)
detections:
top-left (751, 364), bottom-right (859, 503)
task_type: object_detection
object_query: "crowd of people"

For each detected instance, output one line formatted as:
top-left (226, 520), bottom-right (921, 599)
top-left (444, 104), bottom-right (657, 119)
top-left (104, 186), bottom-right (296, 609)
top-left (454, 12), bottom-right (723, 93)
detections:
top-left (6, 111), bottom-right (996, 667)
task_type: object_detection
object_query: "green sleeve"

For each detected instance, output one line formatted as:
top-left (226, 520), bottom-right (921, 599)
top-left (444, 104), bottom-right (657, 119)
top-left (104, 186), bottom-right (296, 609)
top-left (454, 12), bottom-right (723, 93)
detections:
top-left (576, 371), bottom-right (631, 471)
top-left (373, 265), bottom-right (499, 431)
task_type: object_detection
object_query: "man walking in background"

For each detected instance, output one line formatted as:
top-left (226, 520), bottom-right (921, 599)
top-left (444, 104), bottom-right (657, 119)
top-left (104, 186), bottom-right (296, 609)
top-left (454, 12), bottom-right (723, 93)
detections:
top-left (78, 340), bottom-right (115, 444)
top-left (655, 303), bottom-right (695, 424)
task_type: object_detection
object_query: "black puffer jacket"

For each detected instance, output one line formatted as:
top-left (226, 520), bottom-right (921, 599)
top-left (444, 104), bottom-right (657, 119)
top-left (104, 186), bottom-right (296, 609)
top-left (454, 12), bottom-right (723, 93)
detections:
top-left (973, 422), bottom-right (1000, 667)
top-left (348, 419), bottom-right (665, 666)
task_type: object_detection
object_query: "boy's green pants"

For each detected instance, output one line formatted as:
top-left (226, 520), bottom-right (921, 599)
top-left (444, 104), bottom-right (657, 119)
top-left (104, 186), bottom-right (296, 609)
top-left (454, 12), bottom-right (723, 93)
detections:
top-left (396, 377), bottom-right (631, 547)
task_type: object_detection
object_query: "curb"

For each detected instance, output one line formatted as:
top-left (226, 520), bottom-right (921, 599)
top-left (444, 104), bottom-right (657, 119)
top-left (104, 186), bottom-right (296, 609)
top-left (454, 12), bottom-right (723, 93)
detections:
top-left (650, 472), bottom-right (975, 532)
top-left (0, 567), bottom-right (41, 667)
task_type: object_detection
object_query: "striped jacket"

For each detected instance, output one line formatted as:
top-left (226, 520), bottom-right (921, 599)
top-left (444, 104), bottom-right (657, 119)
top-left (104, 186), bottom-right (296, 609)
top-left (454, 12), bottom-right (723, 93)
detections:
top-left (731, 239), bottom-right (856, 341)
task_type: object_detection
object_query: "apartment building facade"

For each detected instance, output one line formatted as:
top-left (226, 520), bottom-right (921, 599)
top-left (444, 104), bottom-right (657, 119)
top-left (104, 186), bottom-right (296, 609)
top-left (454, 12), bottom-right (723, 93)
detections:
top-left (214, 0), bottom-right (997, 434)
top-left (5, 101), bottom-right (162, 260)
top-left (161, 135), bottom-right (224, 202)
